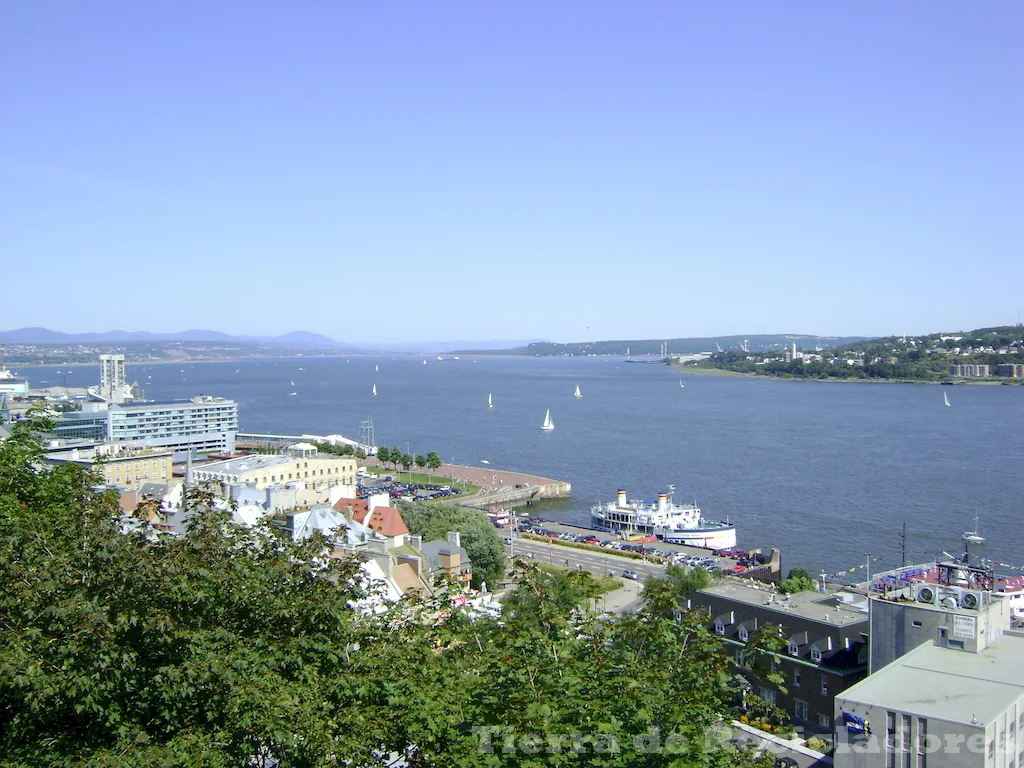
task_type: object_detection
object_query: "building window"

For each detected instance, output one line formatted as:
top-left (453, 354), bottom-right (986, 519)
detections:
top-left (820, 677), bottom-right (828, 696)
top-left (887, 712), bottom-right (897, 768)
top-left (738, 627), bottom-right (748, 642)
top-left (818, 713), bottom-right (831, 728)
top-left (793, 669), bottom-right (801, 688)
top-left (912, 620), bottom-right (923, 628)
top-left (811, 647), bottom-right (823, 663)
top-left (789, 642), bottom-right (799, 656)
top-left (794, 700), bottom-right (809, 720)
top-left (918, 718), bottom-right (928, 768)
top-left (988, 741), bottom-right (995, 764)
top-left (715, 620), bottom-right (724, 635)
top-left (759, 687), bottom-right (776, 706)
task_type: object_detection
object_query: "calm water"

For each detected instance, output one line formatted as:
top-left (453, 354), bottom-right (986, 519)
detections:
top-left (35, 356), bottom-right (1024, 579)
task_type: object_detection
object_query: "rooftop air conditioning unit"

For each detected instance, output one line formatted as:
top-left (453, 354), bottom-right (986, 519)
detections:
top-left (960, 590), bottom-right (982, 610)
top-left (915, 584), bottom-right (937, 604)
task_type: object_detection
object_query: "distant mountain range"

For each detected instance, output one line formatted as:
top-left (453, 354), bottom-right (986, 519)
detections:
top-left (459, 334), bottom-right (872, 356)
top-left (0, 327), bottom-right (547, 354)
top-left (0, 327), bottom-right (342, 347)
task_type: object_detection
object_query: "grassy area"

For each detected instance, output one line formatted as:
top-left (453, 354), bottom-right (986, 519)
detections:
top-left (536, 562), bottom-right (622, 596)
top-left (362, 468), bottom-right (481, 497)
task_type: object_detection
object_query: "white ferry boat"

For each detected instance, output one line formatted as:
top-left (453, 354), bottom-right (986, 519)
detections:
top-left (590, 488), bottom-right (736, 549)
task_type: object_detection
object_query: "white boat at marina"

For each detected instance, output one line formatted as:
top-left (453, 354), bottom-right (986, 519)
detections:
top-left (591, 488), bottom-right (736, 549)
top-left (541, 409), bottom-right (554, 431)
top-left (574, 384), bottom-right (582, 398)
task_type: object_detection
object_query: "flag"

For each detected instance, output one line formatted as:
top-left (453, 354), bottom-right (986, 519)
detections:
top-left (843, 712), bottom-right (866, 734)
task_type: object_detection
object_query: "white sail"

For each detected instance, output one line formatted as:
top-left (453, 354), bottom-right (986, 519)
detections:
top-left (375, 364), bottom-right (378, 372)
top-left (944, 391), bottom-right (950, 407)
top-left (541, 409), bottom-right (554, 430)
top-left (488, 392), bottom-right (493, 408)
top-left (679, 379), bottom-right (684, 388)
top-left (574, 385), bottom-right (582, 398)
top-left (372, 384), bottom-right (377, 396)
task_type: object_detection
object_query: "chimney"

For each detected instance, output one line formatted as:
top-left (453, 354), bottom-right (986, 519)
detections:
top-left (658, 493), bottom-right (668, 513)
top-left (447, 531), bottom-right (461, 548)
top-left (617, 489), bottom-right (627, 508)
top-left (409, 534), bottom-right (422, 552)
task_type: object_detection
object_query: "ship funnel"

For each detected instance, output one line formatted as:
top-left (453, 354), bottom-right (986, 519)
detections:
top-left (617, 489), bottom-right (627, 508)
top-left (658, 493), bottom-right (668, 513)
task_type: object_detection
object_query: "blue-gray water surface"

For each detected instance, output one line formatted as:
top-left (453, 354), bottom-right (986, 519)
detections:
top-left (37, 355), bottom-right (1024, 580)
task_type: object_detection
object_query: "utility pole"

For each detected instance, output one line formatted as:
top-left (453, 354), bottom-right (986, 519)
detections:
top-left (899, 522), bottom-right (907, 568)
top-left (865, 553), bottom-right (871, 586)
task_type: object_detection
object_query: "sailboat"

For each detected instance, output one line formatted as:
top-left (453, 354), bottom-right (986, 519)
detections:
top-left (375, 364), bottom-right (379, 372)
top-left (423, 359), bottom-right (427, 365)
top-left (574, 385), bottom-right (582, 399)
top-left (372, 384), bottom-right (377, 397)
top-left (488, 393), bottom-right (493, 408)
top-left (679, 379), bottom-right (685, 388)
top-left (944, 391), bottom-right (951, 408)
top-left (541, 409), bottom-right (554, 431)
top-left (962, 513), bottom-right (985, 544)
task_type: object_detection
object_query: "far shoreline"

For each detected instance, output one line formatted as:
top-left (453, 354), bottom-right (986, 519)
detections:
top-left (673, 366), bottom-right (1021, 386)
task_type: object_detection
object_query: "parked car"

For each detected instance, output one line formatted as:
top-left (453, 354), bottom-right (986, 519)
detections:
top-left (622, 569), bottom-right (640, 581)
top-left (731, 564), bottom-right (748, 574)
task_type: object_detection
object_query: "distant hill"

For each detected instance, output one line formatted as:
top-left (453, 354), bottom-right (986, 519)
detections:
top-left (0, 327), bottom-right (341, 348)
top-left (458, 334), bottom-right (871, 356)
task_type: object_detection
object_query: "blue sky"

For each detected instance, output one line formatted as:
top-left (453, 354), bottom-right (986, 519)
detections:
top-left (2, 2), bottom-right (1021, 344)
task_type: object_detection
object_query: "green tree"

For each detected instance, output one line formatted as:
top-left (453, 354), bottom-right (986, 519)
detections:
top-left (399, 501), bottom-right (506, 589)
top-left (415, 454), bottom-right (427, 470)
top-left (426, 451), bottom-right (442, 475)
top-left (779, 567), bottom-right (817, 595)
top-left (643, 564), bottom-right (713, 617)
top-left (376, 446), bottom-right (391, 466)
top-left (390, 446), bottom-right (402, 469)
top-left (400, 452), bottom-right (413, 470)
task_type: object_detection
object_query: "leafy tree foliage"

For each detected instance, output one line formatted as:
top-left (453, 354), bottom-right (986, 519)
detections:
top-left (779, 568), bottom-right (817, 595)
top-left (426, 452), bottom-right (442, 473)
top-left (399, 501), bottom-right (505, 590)
top-left (0, 419), bottom-right (778, 767)
top-left (376, 446), bottom-right (391, 465)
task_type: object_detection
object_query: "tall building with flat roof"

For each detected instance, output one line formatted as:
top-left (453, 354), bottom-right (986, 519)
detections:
top-left (99, 354), bottom-right (127, 402)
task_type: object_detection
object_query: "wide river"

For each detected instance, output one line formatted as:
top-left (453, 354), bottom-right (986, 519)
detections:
top-left (36, 355), bottom-right (1024, 580)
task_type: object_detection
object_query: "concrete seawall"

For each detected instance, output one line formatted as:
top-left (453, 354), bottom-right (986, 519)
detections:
top-left (436, 462), bottom-right (571, 509)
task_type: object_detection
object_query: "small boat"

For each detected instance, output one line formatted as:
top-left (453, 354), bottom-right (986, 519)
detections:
top-left (944, 391), bottom-right (950, 408)
top-left (290, 380), bottom-right (295, 386)
top-left (679, 379), bottom-right (684, 388)
top-left (288, 392), bottom-right (297, 397)
top-left (481, 459), bottom-right (490, 464)
top-left (423, 360), bottom-right (427, 365)
top-left (372, 384), bottom-right (377, 396)
top-left (541, 409), bottom-right (554, 431)
top-left (488, 392), bottom-right (493, 408)
top-left (962, 513), bottom-right (984, 544)
top-left (454, 356), bottom-right (460, 360)
top-left (375, 364), bottom-right (379, 372)
top-left (574, 385), bottom-right (582, 399)
top-left (437, 356), bottom-right (443, 361)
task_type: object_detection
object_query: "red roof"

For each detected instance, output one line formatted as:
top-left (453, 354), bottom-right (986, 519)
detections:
top-left (363, 505), bottom-right (410, 537)
top-left (332, 497), bottom-right (369, 522)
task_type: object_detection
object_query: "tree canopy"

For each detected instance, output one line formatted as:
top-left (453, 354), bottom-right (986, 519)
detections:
top-left (0, 418), bottom-right (778, 767)
top-left (398, 501), bottom-right (506, 590)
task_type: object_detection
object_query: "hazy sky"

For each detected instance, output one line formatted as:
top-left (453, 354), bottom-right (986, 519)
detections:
top-left (1, 2), bottom-right (1021, 344)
